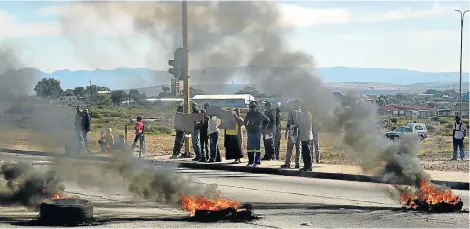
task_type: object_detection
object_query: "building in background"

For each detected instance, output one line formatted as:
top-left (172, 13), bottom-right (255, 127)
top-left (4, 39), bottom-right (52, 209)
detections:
top-left (191, 94), bottom-right (255, 108)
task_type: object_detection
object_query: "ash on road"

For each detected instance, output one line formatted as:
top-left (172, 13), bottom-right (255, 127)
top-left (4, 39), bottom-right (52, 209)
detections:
top-left (0, 153), bottom-right (468, 228)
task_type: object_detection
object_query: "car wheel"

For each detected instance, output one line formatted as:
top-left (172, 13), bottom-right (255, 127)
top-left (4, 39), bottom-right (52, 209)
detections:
top-left (419, 135), bottom-right (425, 141)
top-left (391, 136), bottom-right (398, 141)
top-left (39, 199), bottom-right (93, 225)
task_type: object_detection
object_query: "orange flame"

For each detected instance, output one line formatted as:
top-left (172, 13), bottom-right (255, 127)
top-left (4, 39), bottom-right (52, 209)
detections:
top-left (41, 187), bottom-right (80, 203)
top-left (400, 179), bottom-right (461, 209)
top-left (181, 196), bottom-right (241, 216)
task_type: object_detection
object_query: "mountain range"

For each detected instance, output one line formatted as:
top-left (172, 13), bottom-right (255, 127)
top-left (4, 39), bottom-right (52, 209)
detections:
top-left (3, 67), bottom-right (469, 96)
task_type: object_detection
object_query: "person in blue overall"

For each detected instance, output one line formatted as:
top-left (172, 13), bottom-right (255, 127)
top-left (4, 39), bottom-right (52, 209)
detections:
top-left (244, 101), bottom-right (269, 166)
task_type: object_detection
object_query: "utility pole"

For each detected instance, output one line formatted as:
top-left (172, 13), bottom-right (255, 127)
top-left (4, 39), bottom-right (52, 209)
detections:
top-left (455, 9), bottom-right (469, 116)
top-left (89, 81), bottom-right (92, 106)
top-left (182, 0), bottom-right (191, 154)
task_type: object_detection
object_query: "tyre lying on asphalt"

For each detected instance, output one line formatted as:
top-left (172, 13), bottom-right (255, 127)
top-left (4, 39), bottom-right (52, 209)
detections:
top-left (39, 199), bottom-right (93, 225)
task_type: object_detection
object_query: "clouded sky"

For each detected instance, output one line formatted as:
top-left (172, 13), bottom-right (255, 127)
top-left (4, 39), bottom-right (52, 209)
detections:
top-left (0, 0), bottom-right (469, 73)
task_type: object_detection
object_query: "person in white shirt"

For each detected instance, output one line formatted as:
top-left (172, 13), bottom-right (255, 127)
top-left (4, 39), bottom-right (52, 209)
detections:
top-left (452, 115), bottom-right (467, 160)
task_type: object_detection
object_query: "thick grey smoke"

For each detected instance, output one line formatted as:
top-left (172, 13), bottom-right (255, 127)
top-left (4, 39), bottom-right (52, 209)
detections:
top-left (0, 46), bottom-right (36, 99)
top-left (53, 1), bottom-right (431, 204)
top-left (0, 162), bottom-right (65, 209)
top-left (51, 152), bottom-right (221, 208)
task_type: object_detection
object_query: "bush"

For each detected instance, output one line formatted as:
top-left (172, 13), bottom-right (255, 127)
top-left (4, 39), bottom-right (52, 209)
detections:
top-left (390, 118), bottom-right (397, 124)
top-left (426, 124), bottom-right (436, 132)
top-left (89, 108), bottom-right (103, 119)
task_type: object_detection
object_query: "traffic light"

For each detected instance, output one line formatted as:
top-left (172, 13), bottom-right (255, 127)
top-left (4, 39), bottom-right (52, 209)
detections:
top-left (168, 48), bottom-right (185, 80)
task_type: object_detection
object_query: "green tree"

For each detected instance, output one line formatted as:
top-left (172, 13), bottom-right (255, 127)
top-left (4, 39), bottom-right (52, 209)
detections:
top-left (63, 89), bottom-right (74, 96)
top-left (111, 90), bottom-right (127, 106)
top-left (73, 86), bottom-right (86, 97)
top-left (235, 85), bottom-right (266, 98)
top-left (376, 95), bottom-right (386, 106)
top-left (128, 89), bottom-right (141, 104)
top-left (34, 78), bottom-right (63, 99)
top-left (97, 93), bottom-right (112, 105)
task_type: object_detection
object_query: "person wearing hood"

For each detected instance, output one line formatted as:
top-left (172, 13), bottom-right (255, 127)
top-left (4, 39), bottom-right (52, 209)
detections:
top-left (244, 102), bottom-right (269, 166)
top-left (171, 106), bottom-right (186, 159)
top-left (74, 105), bottom-right (83, 143)
top-left (262, 101), bottom-right (276, 160)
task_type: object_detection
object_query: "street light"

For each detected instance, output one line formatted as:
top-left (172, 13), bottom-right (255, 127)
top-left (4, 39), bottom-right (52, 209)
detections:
top-left (455, 9), bottom-right (469, 117)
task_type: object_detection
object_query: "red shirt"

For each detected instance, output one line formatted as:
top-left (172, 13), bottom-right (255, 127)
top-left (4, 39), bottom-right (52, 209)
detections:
top-left (135, 121), bottom-right (144, 135)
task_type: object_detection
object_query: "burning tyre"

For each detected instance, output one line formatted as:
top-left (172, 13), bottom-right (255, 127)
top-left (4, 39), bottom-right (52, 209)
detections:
top-left (39, 199), bottom-right (93, 225)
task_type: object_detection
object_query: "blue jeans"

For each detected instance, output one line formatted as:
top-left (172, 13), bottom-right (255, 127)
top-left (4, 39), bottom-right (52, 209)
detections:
top-left (247, 130), bottom-right (262, 164)
top-left (192, 131), bottom-right (201, 158)
top-left (210, 132), bottom-right (221, 162)
top-left (453, 138), bottom-right (465, 160)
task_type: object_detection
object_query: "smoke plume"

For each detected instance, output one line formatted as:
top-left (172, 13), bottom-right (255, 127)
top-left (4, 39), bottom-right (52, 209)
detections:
top-left (52, 152), bottom-right (221, 208)
top-left (0, 162), bottom-right (65, 208)
top-left (57, 1), bottom-right (430, 191)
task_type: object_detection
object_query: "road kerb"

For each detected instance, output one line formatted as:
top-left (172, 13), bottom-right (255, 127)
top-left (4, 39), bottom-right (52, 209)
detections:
top-left (177, 162), bottom-right (470, 191)
top-left (1, 148), bottom-right (468, 191)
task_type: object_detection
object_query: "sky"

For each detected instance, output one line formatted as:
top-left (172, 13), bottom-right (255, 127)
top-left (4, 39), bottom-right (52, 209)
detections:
top-left (0, 0), bottom-right (469, 73)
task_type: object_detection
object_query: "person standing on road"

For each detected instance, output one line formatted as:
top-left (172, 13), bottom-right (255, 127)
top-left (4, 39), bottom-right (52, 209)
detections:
top-left (199, 109), bottom-right (210, 162)
top-left (171, 106), bottom-right (185, 159)
top-left (312, 120), bottom-right (320, 164)
top-left (452, 115), bottom-right (467, 160)
top-left (281, 100), bottom-right (301, 169)
top-left (224, 109), bottom-right (244, 164)
top-left (131, 116), bottom-right (145, 153)
top-left (207, 105), bottom-right (221, 163)
top-left (262, 101), bottom-right (276, 161)
top-left (235, 108), bottom-right (244, 156)
top-left (244, 102), bottom-right (269, 166)
top-left (298, 104), bottom-right (313, 171)
top-left (191, 102), bottom-right (202, 161)
top-left (74, 105), bottom-right (83, 143)
top-left (274, 107), bottom-right (282, 160)
top-left (81, 109), bottom-right (91, 153)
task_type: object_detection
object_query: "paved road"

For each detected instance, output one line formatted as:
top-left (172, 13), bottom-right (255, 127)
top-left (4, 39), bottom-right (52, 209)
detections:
top-left (0, 153), bottom-right (468, 228)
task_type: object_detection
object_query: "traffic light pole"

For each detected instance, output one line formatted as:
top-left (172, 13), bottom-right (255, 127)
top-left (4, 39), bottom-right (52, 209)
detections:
top-left (182, 0), bottom-right (191, 154)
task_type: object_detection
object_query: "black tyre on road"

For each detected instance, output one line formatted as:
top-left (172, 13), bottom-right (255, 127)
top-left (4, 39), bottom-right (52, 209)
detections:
top-left (40, 199), bottom-right (93, 225)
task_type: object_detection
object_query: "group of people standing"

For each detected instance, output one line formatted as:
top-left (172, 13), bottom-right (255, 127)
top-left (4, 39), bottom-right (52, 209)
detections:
top-left (171, 99), bottom-right (320, 171)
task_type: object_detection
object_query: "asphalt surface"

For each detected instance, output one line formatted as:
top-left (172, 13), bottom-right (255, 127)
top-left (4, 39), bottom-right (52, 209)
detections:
top-left (0, 152), bottom-right (469, 228)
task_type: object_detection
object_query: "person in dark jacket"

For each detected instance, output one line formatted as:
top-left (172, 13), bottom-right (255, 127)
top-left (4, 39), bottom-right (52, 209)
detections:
top-left (199, 109), bottom-right (210, 162)
top-left (244, 103), bottom-right (269, 166)
top-left (191, 102), bottom-right (202, 161)
top-left (74, 105), bottom-right (83, 143)
top-left (81, 109), bottom-right (91, 152)
top-left (262, 101), bottom-right (276, 160)
top-left (274, 106), bottom-right (282, 160)
top-left (171, 106), bottom-right (186, 159)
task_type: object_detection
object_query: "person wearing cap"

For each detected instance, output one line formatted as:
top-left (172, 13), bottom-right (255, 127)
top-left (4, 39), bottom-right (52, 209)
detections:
top-left (274, 106), bottom-right (282, 160)
top-left (452, 115), bottom-right (467, 160)
top-left (262, 101), bottom-right (276, 160)
top-left (81, 108), bottom-right (91, 153)
top-left (244, 102), bottom-right (269, 166)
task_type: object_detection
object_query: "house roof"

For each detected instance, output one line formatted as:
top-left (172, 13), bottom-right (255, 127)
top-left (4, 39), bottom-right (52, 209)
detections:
top-left (379, 106), bottom-right (399, 111)
top-left (192, 94), bottom-right (254, 100)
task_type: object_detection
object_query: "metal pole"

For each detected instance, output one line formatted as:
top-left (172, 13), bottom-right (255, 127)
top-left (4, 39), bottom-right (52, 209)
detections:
top-left (182, 0), bottom-right (191, 154)
top-left (455, 10), bottom-right (469, 117)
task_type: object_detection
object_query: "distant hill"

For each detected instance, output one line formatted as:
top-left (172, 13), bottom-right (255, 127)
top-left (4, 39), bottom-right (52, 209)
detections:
top-left (2, 66), bottom-right (468, 96)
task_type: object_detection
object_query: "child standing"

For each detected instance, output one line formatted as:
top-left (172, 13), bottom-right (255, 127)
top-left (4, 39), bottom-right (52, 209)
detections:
top-left (132, 116), bottom-right (145, 155)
